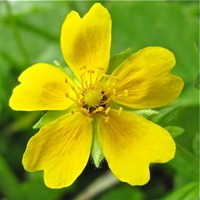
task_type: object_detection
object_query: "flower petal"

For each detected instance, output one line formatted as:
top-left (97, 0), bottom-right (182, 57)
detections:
top-left (61, 3), bottom-right (111, 81)
top-left (22, 112), bottom-right (93, 188)
top-left (9, 63), bottom-right (75, 111)
top-left (97, 110), bottom-right (175, 185)
top-left (110, 47), bottom-right (184, 109)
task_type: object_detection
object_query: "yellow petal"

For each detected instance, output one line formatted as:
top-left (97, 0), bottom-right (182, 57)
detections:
top-left (9, 63), bottom-right (75, 111)
top-left (61, 3), bottom-right (111, 81)
top-left (97, 110), bottom-right (175, 185)
top-left (110, 47), bottom-right (184, 109)
top-left (22, 112), bottom-right (93, 188)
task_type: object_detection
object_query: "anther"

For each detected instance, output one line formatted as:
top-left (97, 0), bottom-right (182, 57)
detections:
top-left (116, 90), bottom-right (129, 98)
top-left (97, 67), bottom-right (104, 70)
top-left (82, 107), bottom-right (90, 114)
top-left (87, 70), bottom-right (95, 73)
top-left (113, 76), bottom-right (119, 81)
top-left (86, 117), bottom-right (93, 122)
top-left (65, 93), bottom-right (77, 103)
top-left (71, 110), bottom-right (75, 115)
top-left (105, 107), bottom-right (111, 115)
top-left (93, 106), bottom-right (104, 113)
top-left (104, 116), bottom-right (110, 123)
top-left (80, 65), bottom-right (86, 70)
top-left (102, 74), bottom-right (110, 78)
top-left (101, 74), bottom-right (110, 83)
top-left (118, 107), bottom-right (123, 115)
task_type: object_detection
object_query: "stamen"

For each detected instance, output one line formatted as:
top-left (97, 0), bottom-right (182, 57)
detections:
top-left (101, 74), bottom-right (110, 83)
top-left (118, 107), bottom-right (123, 115)
top-left (82, 107), bottom-right (90, 114)
top-left (94, 67), bottom-right (104, 84)
top-left (105, 107), bottom-right (111, 115)
top-left (116, 90), bottom-right (129, 98)
top-left (65, 78), bottom-right (74, 89)
top-left (80, 73), bottom-right (85, 89)
top-left (102, 95), bottom-right (113, 105)
top-left (113, 76), bottom-right (119, 81)
top-left (86, 116), bottom-right (93, 122)
top-left (79, 65), bottom-right (86, 70)
top-left (65, 78), bottom-right (80, 97)
top-left (104, 116), bottom-right (109, 123)
top-left (98, 67), bottom-right (104, 70)
top-left (80, 72), bottom-right (89, 89)
top-left (71, 110), bottom-right (75, 115)
top-left (65, 93), bottom-right (77, 103)
top-left (88, 70), bottom-right (95, 87)
top-left (92, 106), bottom-right (104, 113)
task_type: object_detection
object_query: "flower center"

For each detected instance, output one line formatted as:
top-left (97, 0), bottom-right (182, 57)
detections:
top-left (64, 67), bottom-right (125, 122)
top-left (65, 67), bottom-right (109, 115)
top-left (82, 90), bottom-right (107, 113)
top-left (83, 89), bottom-right (102, 108)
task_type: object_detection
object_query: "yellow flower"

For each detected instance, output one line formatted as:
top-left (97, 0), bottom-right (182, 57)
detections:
top-left (9, 3), bottom-right (184, 189)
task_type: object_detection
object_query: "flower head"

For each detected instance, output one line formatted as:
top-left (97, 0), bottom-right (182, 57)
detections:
top-left (9, 3), bottom-right (184, 188)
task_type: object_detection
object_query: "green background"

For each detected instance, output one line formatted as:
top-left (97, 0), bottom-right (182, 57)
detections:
top-left (0, 1), bottom-right (199, 200)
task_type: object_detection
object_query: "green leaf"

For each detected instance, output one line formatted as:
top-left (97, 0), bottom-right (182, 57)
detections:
top-left (98, 184), bottom-right (144, 200)
top-left (169, 144), bottom-right (199, 180)
top-left (0, 156), bottom-right (22, 199)
top-left (5, 112), bottom-right (40, 134)
top-left (192, 133), bottom-right (199, 156)
top-left (134, 109), bottom-right (159, 120)
top-left (162, 182), bottom-right (199, 200)
top-left (107, 47), bottom-right (133, 74)
top-left (194, 72), bottom-right (199, 89)
top-left (19, 172), bottom-right (70, 200)
top-left (151, 106), bottom-right (180, 126)
top-left (33, 110), bottom-right (68, 129)
top-left (54, 60), bottom-right (78, 84)
top-left (165, 126), bottom-right (185, 138)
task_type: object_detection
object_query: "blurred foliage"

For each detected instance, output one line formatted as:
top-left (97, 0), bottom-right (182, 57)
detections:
top-left (0, 1), bottom-right (199, 200)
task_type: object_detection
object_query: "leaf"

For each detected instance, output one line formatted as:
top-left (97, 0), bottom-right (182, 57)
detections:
top-left (107, 48), bottom-right (133, 74)
top-left (162, 182), bottom-right (199, 200)
top-left (0, 156), bottom-right (22, 199)
top-left (169, 144), bottom-right (199, 181)
top-left (165, 126), bottom-right (185, 138)
top-left (151, 106), bottom-right (180, 126)
top-left (192, 133), bottom-right (199, 156)
top-left (33, 110), bottom-right (68, 129)
top-left (134, 109), bottom-right (159, 120)
top-left (5, 112), bottom-right (40, 135)
top-left (194, 72), bottom-right (199, 89)
top-left (19, 172), bottom-right (69, 200)
top-left (98, 184), bottom-right (143, 200)
top-left (54, 60), bottom-right (78, 83)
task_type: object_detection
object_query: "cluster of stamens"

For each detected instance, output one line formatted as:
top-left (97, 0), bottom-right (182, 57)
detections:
top-left (64, 66), bottom-right (128, 122)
